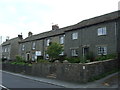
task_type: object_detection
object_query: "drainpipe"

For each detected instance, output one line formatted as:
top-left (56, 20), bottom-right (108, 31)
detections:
top-left (115, 22), bottom-right (117, 54)
top-left (83, 47), bottom-right (85, 59)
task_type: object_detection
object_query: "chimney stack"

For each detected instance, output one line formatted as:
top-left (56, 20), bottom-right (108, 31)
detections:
top-left (28, 32), bottom-right (33, 37)
top-left (52, 24), bottom-right (59, 30)
top-left (18, 35), bottom-right (23, 39)
top-left (6, 36), bottom-right (9, 41)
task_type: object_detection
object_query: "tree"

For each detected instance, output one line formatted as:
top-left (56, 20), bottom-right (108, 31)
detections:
top-left (46, 42), bottom-right (63, 61)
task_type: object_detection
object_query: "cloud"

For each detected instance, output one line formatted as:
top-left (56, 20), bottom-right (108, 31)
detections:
top-left (18, 16), bottom-right (27, 22)
top-left (0, 23), bottom-right (18, 39)
top-left (7, 6), bottom-right (16, 14)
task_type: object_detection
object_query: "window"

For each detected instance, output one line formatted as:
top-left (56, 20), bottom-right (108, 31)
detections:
top-left (72, 32), bottom-right (78, 40)
top-left (5, 48), bottom-right (7, 52)
top-left (32, 53), bottom-right (35, 61)
top-left (59, 51), bottom-right (64, 56)
top-left (46, 39), bottom-right (50, 46)
top-left (60, 36), bottom-right (64, 44)
top-left (46, 54), bottom-right (49, 60)
top-left (7, 47), bottom-right (10, 52)
top-left (32, 42), bottom-right (36, 49)
top-left (71, 49), bottom-right (78, 56)
top-left (98, 46), bottom-right (107, 55)
top-left (22, 44), bottom-right (25, 51)
top-left (98, 27), bottom-right (106, 36)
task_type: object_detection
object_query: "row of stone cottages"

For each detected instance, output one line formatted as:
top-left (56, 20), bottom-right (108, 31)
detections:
top-left (1, 10), bottom-right (120, 61)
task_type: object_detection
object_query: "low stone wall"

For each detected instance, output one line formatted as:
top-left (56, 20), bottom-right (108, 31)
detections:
top-left (2, 59), bottom-right (119, 83)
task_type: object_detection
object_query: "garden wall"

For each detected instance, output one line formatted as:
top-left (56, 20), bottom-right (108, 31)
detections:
top-left (2, 59), bottom-right (119, 83)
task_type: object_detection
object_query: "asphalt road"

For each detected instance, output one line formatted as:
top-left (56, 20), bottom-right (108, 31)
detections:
top-left (2, 71), bottom-right (64, 89)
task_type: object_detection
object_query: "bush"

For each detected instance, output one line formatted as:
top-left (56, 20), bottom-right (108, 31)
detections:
top-left (16, 55), bottom-right (24, 62)
top-left (58, 55), bottom-right (67, 63)
top-left (95, 54), bottom-right (117, 61)
top-left (46, 42), bottom-right (63, 60)
top-left (66, 57), bottom-right (80, 63)
top-left (106, 54), bottom-right (117, 59)
top-left (37, 59), bottom-right (49, 63)
top-left (37, 56), bottom-right (43, 60)
top-left (85, 52), bottom-right (95, 62)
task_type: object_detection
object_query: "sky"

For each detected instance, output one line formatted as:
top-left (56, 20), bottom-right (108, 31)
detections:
top-left (0, 0), bottom-right (119, 42)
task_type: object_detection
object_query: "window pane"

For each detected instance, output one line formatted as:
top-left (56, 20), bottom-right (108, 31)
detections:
top-left (71, 49), bottom-right (78, 56)
top-left (47, 39), bottom-right (50, 46)
top-left (32, 42), bottom-right (36, 49)
top-left (103, 27), bottom-right (106, 35)
top-left (98, 28), bottom-right (102, 35)
top-left (72, 32), bottom-right (78, 39)
top-left (98, 27), bottom-right (107, 36)
top-left (60, 36), bottom-right (64, 44)
top-left (98, 46), bottom-right (107, 55)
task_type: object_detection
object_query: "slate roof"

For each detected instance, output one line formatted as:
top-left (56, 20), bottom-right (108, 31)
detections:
top-left (2, 37), bottom-right (19, 46)
top-left (68, 10), bottom-right (119, 31)
top-left (20, 25), bottom-right (74, 43)
top-left (20, 10), bottom-right (119, 43)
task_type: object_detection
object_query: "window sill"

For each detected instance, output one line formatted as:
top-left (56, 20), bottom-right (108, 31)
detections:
top-left (98, 35), bottom-right (107, 36)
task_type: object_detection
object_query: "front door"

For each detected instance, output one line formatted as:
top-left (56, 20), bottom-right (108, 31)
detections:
top-left (26, 53), bottom-right (30, 61)
top-left (83, 47), bottom-right (89, 57)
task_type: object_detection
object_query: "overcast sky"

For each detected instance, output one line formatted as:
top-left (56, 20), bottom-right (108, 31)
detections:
top-left (0, 0), bottom-right (119, 42)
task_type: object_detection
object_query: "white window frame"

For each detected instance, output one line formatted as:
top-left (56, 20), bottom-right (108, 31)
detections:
top-left (46, 39), bottom-right (50, 46)
top-left (32, 53), bottom-right (35, 61)
top-left (32, 42), bottom-right (36, 50)
top-left (71, 49), bottom-right (78, 56)
top-left (46, 54), bottom-right (49, 59)
top-left (98, 27), bottom-right (107, 36)
top-left (59, 51), bottom-right (64, 56)
top-left (5, 48), bottom-right (7, 52)
top-left (72, 32), bottom-right (78, 40)
top-left (98, 46), bottom-right (107, 55)
top-left (22, 44), bottom-right (25, 51)
top-left (60, 36), bottom-right (64, 44)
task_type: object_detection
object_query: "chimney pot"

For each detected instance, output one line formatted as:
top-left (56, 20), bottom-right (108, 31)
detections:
top-left (28, 32), bottom-right (33, 37)
top-left (52, 24), bottom-right (59, 30)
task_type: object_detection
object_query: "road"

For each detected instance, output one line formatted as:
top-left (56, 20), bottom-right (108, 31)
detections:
top-left (2, 71), bottom-right (64, 89)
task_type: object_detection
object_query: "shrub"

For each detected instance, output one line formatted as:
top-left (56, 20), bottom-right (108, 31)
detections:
top-left (66, 57), bottom-right (80, 63)
top-left (106, 54), bottom-right (117, 59)
top-left (58, 55), bottom-right (67, 63)
top-left (16, 55), bottom-right (24, 62)
top-left (95, 55), bottom-right (107, 61)
top-left (46, 42), bottom-right (63, 60)
top-left (37, 59), bottom-right (49, 63)
top-left (95, 54), bottom-right (117, 61)
top-left (85, 52), bottom-right (95, 62)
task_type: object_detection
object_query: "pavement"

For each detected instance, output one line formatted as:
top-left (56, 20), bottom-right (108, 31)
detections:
top-left (1, 70), bottom-right (120, 88)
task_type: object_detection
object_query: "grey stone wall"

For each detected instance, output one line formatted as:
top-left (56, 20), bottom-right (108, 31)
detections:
top-left (2, 59), bottom-right (119, 83)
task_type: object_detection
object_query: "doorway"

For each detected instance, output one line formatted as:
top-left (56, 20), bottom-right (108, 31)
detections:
top-left (83, 47), bottom-right (89, 57)
top-left (26, 53), bottom-right (30, 61)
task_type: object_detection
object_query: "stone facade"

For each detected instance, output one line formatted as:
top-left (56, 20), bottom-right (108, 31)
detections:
top-left (2, 35), bottom-right (23, 60)
top-left (18, 10), bottom-right (119, 61)
top-left (1, 10), bottom-right (118, 61)
top-left (65, 21), bottom-right (117, 57)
